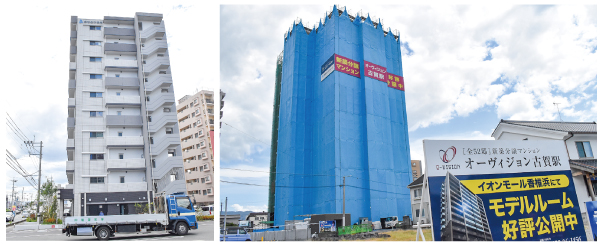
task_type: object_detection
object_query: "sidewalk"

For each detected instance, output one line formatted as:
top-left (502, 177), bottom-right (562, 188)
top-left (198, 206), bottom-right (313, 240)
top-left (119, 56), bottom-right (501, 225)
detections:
top-left (14, 221), bottom-right (63, 231)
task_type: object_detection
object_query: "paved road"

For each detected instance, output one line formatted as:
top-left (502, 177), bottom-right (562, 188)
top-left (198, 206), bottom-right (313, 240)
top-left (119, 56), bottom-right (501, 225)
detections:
top-left (6, 220), bottom-right (214, 241)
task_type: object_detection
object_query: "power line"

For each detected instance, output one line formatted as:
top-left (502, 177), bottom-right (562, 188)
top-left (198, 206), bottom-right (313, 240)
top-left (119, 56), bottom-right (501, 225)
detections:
top-left (221, 180), bottom-right (405, 195)
top-left (222, 121), bottom-right (270, 146)
top-left (221, 167), bottom-right (408, 187)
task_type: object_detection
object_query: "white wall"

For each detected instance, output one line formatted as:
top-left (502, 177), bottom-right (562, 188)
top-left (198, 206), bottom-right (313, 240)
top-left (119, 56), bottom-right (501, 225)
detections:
top-left (107, 107), bottom-right (141, 115)
top-left (107, 71), bottom-right (137, 78)
top-left (106, 88), bottom-right (139, 96)
top-left (107, 148), bottom-right (144, 160)
top-left (107, 171), bottom-right (145, 184)
top-left (565, 134), bottom-right (597, 160)
top-left (573, 175), bottom-right (594, 213)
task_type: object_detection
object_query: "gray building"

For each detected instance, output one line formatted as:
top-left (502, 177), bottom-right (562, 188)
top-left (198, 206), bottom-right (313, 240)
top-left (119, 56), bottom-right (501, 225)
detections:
top-left (440, 172), bottom-right (492, 241)
top-left (66, 13), bottom-right (185, 216)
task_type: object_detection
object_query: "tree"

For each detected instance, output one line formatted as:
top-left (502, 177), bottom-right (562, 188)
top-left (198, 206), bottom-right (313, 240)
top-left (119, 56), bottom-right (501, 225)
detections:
top-left (39, 179), bottom-right (57, 222)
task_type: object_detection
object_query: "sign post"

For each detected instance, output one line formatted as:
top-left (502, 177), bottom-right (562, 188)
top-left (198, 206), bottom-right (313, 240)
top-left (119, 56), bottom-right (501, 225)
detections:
top-left (423, 140), bottom-right (588, 241)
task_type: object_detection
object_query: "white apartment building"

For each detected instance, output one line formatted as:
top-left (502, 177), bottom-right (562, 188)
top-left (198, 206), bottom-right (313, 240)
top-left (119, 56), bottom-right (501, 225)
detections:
top-left (66, 13), bottom-right (186, 216)
top-left (176, 91), bottom-right (216, 206)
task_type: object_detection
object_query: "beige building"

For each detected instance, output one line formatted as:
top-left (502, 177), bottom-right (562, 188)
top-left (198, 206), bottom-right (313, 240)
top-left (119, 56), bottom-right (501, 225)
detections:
top-left (410, 160), bottom-right (422, 181)
top-left (176, 90), bottom-right (215, 207)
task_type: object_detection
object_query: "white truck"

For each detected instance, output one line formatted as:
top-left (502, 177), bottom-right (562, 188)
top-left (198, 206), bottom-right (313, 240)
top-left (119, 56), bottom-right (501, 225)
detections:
top-left (380, 216), bottom-right (399, 229)
top-left (62, 192), bottom-right (198, 240)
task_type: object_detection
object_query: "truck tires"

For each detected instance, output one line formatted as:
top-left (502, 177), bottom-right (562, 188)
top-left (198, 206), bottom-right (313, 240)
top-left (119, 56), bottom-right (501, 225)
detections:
top-left (96, 226), bottom-right (111, 241)
top-left (175, 222), bottom-right (188, 235)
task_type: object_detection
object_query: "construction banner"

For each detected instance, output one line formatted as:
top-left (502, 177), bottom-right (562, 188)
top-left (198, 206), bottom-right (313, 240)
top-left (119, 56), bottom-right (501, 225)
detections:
top-left (423, 140), bottom-right (587, 241)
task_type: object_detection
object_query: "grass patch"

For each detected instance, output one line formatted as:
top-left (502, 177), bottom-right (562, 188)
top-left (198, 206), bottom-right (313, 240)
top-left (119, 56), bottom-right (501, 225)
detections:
top-left (367, 229), bottom-right (433, 241)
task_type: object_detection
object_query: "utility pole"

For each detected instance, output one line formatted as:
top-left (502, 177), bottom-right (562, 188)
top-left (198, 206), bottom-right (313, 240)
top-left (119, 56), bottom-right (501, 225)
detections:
top-left (25, 140), bottom-right (42, 224)
top-left (10, 178), bottom-right (17, 210)
top-left (342, 175), bottom-right (352, 227)
top-left (223, 197), bottom-right (228, 241)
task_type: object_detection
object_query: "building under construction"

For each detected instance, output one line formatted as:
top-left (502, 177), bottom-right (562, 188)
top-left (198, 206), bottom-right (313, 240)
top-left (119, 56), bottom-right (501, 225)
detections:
top-left (268, 5), bottom-right (412, 226)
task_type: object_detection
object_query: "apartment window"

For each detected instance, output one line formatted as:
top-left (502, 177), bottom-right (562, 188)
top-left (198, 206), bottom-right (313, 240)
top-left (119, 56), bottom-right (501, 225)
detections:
top-left (168, 149), bottom-right (176, 157)
top-left (199, 130), bottom-right (203, 136)
top-left (161, 88), bottom-right (168, 93)
top-left (206, 175), bottom-right (211, 182)
top-left (117, 111), bottom-right (122, 116)
top-left (116, 92), bottom-right (121, 96)
top-left (118, 132), bottom-right (123, 137)
top-left (412, 162), bottom-right (416, 166)
top-left (207, 188), bottom-right (212, 194)
top-left (197, 120), bottom-right (201, 125)
top-left (90, 41), bottom-right (101, 46)
top-left (159, 70), bottom-right (167, 74)
top-left (415, 210), bottom-right (420, 218)
top-left (90, 132), bottom-right (103, 138)
top-left (200, 141), bottom-right (205, 147)
top-left (146, 96), bottom-right (150, 102)
top-left (90, 154), bottom-right (104, 160)
top-left (203, 164), bottom-right (208, 170)
top-left (147, 116), bottom-right (152, 122)
top-left (144, 78), bottom-right (148, 82)
top-left (120, 176), bottom-right (125, 183)
top-left (90, 92), bottom-right (102, 97)
top-left (119, 153), bottom-right (124, 159)
top-left (157, 53), bottom-right (165, 57)
top-left (194, 133), bottom-right (198, 138)
top-left (203, 190), bottom-right (207, 195)
top-left (412, 170), bottom-right (417, 174)
top-left (89, 111), bottom-right (103, 117)
top-left (166, 127), bottom-right (173, 134)
top-left (414, 189), bottom-right (422, 198)
top-left (195, 109), bottom-right (200, 114)
top-left (576, 142), bottom-right (594, 158)
top-left (90, 74), bottom-right (103, 79)
top-left (202, 152), bottom-right (207, 158)
top-left (152, 159), bottom-right (156, 168)
top-left (143, 60), bottom-right (146, 64)
top-left (201, 178), bottom-right (206, 183)
top-left (170, 174), bottom-right (176, 182)
top-left (115, 74), bottom-right (120, 77)
top-left (90, 177), bottom-right (105, 183)
top-left (164, 108), bottom-right (171, 113)
top-left (150, 137), bottom-right (154, 144)
top-left (191, 112), bottom-right (195, 117)
top-left (89, 57), bottom-right (102, 62)
top-left (89, 26), bottom-right (101, 30)
top-left (153, 22), bottom-right (161, 25)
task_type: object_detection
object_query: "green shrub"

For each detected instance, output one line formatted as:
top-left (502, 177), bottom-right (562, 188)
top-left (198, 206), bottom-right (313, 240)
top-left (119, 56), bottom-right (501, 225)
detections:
top-left (196, 215), bottom-right (214, 221)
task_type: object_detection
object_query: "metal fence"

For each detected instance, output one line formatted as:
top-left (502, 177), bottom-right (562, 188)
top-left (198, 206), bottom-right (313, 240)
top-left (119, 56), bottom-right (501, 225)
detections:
top-left (250, 228), bottom-right (311, 241)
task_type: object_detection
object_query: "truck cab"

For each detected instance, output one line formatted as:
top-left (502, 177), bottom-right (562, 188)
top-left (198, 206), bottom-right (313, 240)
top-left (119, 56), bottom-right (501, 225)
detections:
top-left (166, 193), bottom-right (198, 233)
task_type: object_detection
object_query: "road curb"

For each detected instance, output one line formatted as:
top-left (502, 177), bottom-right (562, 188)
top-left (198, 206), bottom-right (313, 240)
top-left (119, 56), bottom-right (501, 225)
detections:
top-left (6, 219), bottom-right (26, 227)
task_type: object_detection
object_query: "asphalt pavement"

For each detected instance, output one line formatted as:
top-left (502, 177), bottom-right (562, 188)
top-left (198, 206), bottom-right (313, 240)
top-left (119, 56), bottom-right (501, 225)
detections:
top-left (6, 220), bottom-right (214, 241)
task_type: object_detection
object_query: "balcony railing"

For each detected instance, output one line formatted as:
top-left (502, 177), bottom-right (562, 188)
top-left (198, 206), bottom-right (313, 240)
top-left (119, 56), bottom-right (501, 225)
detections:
top-left (69, 62), bottom-right (76, 71)
top-left (68, 98), bottom-right (75, 108)
top-left (107, 182), bottom-right (147, 192)
top-left (66, 161), bottom-right (74, 171)
top-left (105, 95), bottom-right (141, 106)
top-left (106, 158), bottom-right (145, 170)
top-left (106, 136), bottom-right (144, 147)
top-left (67, 139), bottom-right (74, 149)
top-left (104, 59), bottom-right (138, 70)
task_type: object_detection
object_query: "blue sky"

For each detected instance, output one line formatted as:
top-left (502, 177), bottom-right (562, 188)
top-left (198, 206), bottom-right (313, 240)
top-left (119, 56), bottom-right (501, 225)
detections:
top-left (219, 5), bottom-right (597, 212)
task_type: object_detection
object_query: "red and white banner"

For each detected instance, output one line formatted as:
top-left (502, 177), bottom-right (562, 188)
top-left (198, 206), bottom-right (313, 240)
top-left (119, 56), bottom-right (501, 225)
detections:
top-left (334, 54), bottom-right (360, 78)
top-left (386, 73), bottom-right (404, 91)
top-left (364, 61), bottom-right (387, 82)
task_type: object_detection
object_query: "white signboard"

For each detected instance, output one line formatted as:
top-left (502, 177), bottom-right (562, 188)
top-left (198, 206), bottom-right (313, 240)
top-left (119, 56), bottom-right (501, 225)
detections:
top-left (423, 140), bottom-right (571, 177)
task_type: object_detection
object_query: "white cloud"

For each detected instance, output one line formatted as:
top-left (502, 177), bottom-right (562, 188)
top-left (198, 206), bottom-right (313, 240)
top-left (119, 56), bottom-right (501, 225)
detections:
top-left (231, 203), bottom-right (267, 212)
